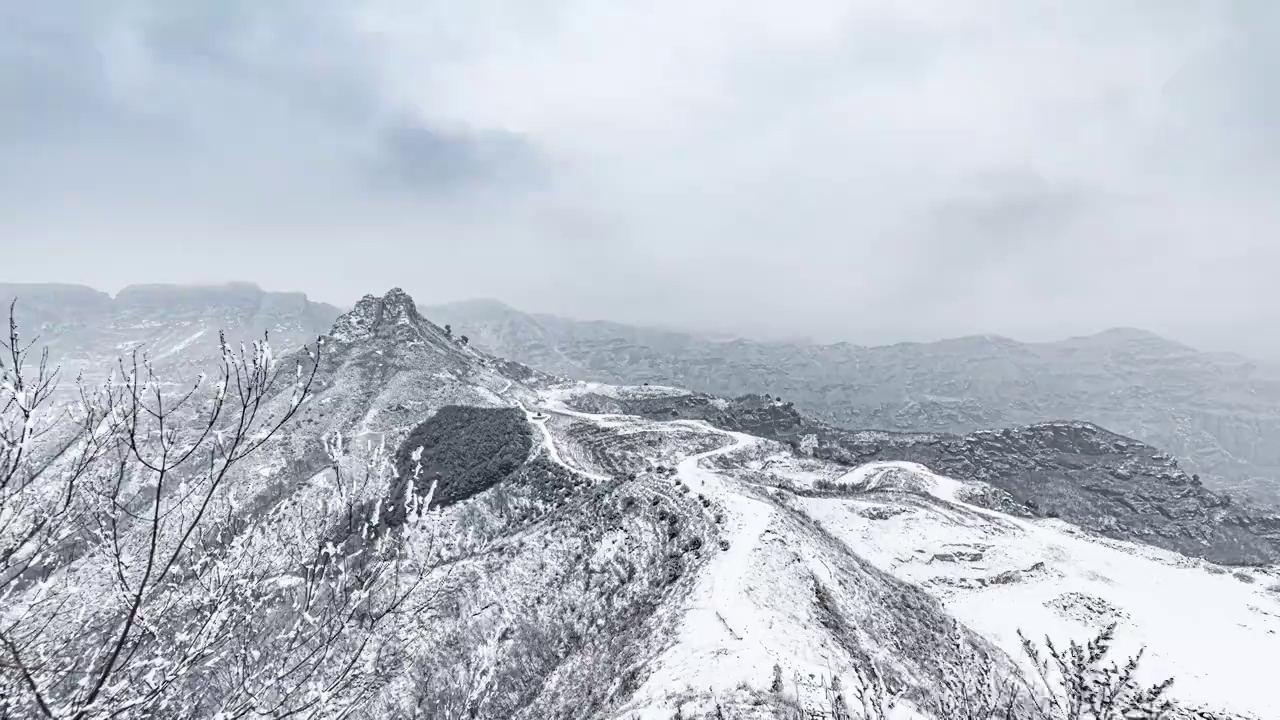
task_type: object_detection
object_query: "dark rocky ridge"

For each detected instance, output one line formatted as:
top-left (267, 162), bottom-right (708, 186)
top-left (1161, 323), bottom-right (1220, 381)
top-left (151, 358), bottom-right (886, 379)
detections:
top-left (426, 299), bottom-right (1280, 505)
top-left (570, 391), bottom-right (1280, 567)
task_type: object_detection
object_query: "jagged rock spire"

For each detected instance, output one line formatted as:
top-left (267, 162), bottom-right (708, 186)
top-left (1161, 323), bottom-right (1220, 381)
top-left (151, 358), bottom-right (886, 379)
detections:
top-left (327, 288), bottom-right (462, 353)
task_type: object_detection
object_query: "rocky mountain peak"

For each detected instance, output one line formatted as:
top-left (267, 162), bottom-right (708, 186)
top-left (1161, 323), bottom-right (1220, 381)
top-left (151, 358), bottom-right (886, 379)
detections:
top-left (330, 292), bottom-right (387, 342)
top-left (334, 294), bottom-right (380, 337)
top-left (293, 288), bottom-right (518, 444)
top-left (332, 288), bottom-right (415, 339)
top-left (381, 287), bottom-right (420, 323)
top-left (327, 288), bottom-right (468, 361)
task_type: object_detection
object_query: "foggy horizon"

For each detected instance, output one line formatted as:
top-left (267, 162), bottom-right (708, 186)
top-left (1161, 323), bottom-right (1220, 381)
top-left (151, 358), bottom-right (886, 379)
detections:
top-left (4, 3), bottom-right (1278, 358)
top-left (2, 276), bottom-right (1269, 359)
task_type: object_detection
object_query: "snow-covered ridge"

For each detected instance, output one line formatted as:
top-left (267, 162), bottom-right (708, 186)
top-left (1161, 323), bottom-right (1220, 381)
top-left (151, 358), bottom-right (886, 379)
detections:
top-left (536, 383), bottom-right (1277, 718)
top-left (827, 460), bottom-right (969, 501)
top-left (423, 298), bottom-right (1280, 505)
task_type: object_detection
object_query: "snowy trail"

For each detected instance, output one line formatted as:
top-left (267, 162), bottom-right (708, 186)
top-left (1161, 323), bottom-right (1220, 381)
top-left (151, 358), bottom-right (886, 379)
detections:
top-left (528, 392), bottom-right (776, 648)
top-left (532, 394), bottom-right (925, 718)
top-left (675, 431), bottom-right (771, 646)
top-left (513, 398), bottom-right (611, 482)
top-left (541, 397), bottom-right (636, 425)
top-left (530, 401), bottom-right (773, 648)
top-left (495, 376), bottom-right (617, 482)
top-left (583, 410), bottom-right (806, 713)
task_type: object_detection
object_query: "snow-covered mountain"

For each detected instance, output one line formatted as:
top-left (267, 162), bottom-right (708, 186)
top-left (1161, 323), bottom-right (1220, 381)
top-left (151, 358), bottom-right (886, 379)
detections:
top-left (767, 457), bottom-right (1280, 719)
top-left (4, 287), bottom-right (1273, 718)
top-left (425, 299), bottom-right (1280, 505)
top-left (568, 390), bottom-right (1280, 568)
top-left (233, 291), bottom-right (1012, 718)
top-left (492, 377), bottom-right (1280, 718)
top-left (0, 282), bottom-right (342, 388)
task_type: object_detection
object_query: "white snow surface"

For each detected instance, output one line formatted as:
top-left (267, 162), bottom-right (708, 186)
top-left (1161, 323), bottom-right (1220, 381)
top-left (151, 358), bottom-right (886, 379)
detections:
top-left (156, 329), bottom-right (207, 358)
top-left (620, 425), bottom-right (932, 719)
top-left (797, 461), bottom-right (1280, 719)
top-left (519, 401), bottom-right (933, 717)
top-left (536, 385), bottom-right (1275, 719)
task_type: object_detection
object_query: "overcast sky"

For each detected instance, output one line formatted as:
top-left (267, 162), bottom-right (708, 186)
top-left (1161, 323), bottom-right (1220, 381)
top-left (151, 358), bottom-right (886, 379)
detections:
top-left (3, 2), bottom-right (1278, 356)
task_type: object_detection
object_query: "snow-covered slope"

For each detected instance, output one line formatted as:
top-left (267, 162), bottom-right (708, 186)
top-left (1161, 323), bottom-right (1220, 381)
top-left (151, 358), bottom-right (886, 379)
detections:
top-left (736, 456), bottom-right (1280, 718)
top-left (508, 404), bottom-right (992, 719)
top-left (529, 379), bottom-right (1269, 712)
top-left (557, 389), bottom-right (1280, 569)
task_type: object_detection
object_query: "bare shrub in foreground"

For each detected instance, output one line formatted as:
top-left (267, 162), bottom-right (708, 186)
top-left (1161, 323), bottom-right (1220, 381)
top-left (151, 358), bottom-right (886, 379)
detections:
top-left (780, 621), bottom-right (1220, 719)
top-left (0, 303), bottom-right (429, 718)
top-left (930, 621), bottom-right (1185, 720)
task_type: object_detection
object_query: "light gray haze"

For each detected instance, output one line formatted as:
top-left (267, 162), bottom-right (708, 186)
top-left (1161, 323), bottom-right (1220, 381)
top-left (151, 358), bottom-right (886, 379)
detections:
top-left (3, 2), bottom-right (1278, 356)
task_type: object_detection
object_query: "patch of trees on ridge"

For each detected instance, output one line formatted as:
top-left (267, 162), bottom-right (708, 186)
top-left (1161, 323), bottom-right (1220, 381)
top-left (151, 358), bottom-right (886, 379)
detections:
top-left (388, 405), bottom-right (533, 523)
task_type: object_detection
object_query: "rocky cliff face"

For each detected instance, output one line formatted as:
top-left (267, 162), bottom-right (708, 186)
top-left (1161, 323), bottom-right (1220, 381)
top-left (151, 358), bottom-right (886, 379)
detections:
top-left (565, 389), bottom-right (1280, 567)
top-left (427, 300), bottom-right (1280, 504)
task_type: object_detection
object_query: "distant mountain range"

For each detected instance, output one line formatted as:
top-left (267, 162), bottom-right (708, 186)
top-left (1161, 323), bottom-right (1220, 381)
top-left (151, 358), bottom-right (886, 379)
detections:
top-left (427, 298), bottom-right (1280, 504)
top-left (0, 282), bottom-right (341, 387)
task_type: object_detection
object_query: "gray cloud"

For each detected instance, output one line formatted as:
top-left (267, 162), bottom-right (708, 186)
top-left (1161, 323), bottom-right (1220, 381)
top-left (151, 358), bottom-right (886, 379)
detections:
top-left (931, 175), bottom-right (1092, 243)
top-left (371, 123), bottom-right (543, 192)
top-left (1, 1), bottom-right (1278, 358)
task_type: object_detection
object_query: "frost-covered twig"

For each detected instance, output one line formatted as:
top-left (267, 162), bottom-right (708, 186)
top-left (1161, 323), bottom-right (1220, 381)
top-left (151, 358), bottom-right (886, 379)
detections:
top-left (0, 310), bottom-right (341, 719)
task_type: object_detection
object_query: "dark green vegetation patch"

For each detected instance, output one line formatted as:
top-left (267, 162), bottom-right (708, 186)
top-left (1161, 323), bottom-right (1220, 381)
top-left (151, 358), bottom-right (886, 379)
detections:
top-left (389, 405), bottom-right (533, 522)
